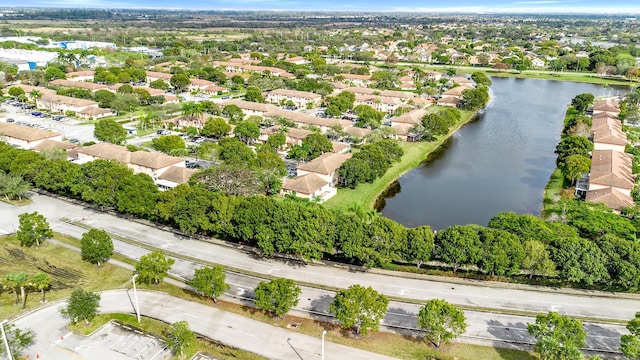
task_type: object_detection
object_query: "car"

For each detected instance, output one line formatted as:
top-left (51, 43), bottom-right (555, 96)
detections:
top-left (68, 138), bottom-right (79, 144)
top-left (52, 115), bottom-right (65, 121)
top-left (192, 136), bottom-right (205, 143)
top-left (221, 96), bottom-right (230, 100)
top-left (156, 129), bottom-right (171, 135)
top-left (179, 133), bottom-right (190, 139)
top-left (5, 118), bottom-right (14, 123)
top-left (31, 111), bottom-right (42, 117)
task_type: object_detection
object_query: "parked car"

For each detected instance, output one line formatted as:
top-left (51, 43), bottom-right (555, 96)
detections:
top-left (31, 111), bottom-right (42, 117)
top-left (52, 115), bottom-right (65, 121)
top-left (156, 129), bottom-right (171, 135)
top-left (192, 136), bottom-right (205, 143)
top-left (68, 138), bottom-right (79, 144)
top-left (5, 118), bottom-right (14, 123)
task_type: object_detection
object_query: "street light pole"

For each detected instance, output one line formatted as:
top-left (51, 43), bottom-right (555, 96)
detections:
top-left (132, 274), bottom-right (141, 323)
top-left (321, 330), bottom-right (327, 360)
top-left (0, 320), bottom-right (12, 360)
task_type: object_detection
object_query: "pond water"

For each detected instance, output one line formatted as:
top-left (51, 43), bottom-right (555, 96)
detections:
top-left (376, 77), bottom-right (630, 229)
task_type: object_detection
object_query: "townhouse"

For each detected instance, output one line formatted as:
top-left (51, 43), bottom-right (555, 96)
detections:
top-left (0, 122), bottom-right (63, 149)
top-left (264, 89), bottom-right (322, 108)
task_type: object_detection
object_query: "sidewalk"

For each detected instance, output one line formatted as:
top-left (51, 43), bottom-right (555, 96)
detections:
top-left (14, 289), bottom-right (397, 360)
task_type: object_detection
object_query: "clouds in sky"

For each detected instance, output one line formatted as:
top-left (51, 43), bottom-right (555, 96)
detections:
top-left (6, 0), bottom-right (640, 12)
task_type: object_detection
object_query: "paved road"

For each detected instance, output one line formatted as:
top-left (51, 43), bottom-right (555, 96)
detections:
top-left (13, 290), bottom-right (396, 360)
top-left (0, 194), bottom-right (632, 354)
top-left (48, 237), bottom-right (626, 355)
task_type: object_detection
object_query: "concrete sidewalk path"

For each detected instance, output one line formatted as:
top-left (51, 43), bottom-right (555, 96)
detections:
top-left (14, 289), bottom-right (397, 360)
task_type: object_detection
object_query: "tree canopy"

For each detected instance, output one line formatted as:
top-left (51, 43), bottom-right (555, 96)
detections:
top-left (417, 299), bottom-right (468, 347)
top-left (254, 278), bottom-right (301, 317)
top-left (17, 211), bottom-right (52, 247)
top-left (80, 229), bottom-right (114, 267)
top-left (135, 250), bottom-right (175, 285)
top-left (527, 312), bottom-right (586, 360)
top-left (60, 289), bottom-right (101, 325)
top-left (94, 119), bottom-right (127, 145)
top-left (188, 265), bottom-right (229, 303)
top-left (329, 284), bottom-right (389, 336)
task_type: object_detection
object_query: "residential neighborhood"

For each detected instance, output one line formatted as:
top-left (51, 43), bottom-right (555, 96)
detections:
top-left (1, 6), bottom-right (640, 360)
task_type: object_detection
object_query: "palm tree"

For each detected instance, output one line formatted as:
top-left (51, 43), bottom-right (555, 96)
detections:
top-left (30, 272), bottom-right (50, 303)
top-left (5, 273), bottom-right (29, 308)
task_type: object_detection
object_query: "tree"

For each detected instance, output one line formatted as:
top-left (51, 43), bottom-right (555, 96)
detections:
top-left (417, 299), bottom-right (468, 347)
top-left (166, 320), bottom-right (195, 359)
top-left (117, 84), bottom-right (134, 94)
top-left (222, 104), bottom-right (245, 123)
top-left (116, 173), bottom-right (159, 218)
top-left (110, 93), bottom-right (139, 115)
top-left (527, 312), bottom-right (586, 360)
top-left (571, 93), bottom-right (595, 114)
top-left (471, 71), bottom-right (492, 86)
top-left (233, 120), bottom-right (260, 144)
top-left (94, 89), bottom-right (117, 108)
top-left (555, 135), bottom-right (593, 168)
top-left (29, 89), bottom-right (43, 103)
top-left (266, 133), bottom-right (286, 150)
top-left (201, 117), bottom-right (231, 139)
top-left (371, 70), bottom-right (398, 89)
top-left (329, 285), bottom-right (389, 336)
top-left (44, 66), bottom-right (66, 81)
top-left (30, 272), bottom-right (50, 303)
top-left (17, 211), bottom-right (52, 247)
top-left (5, 273), bottom-right (29, 308)
top-left (94, 119), bottom-right (127, 145)
top-left (460, 85), bottom-right (490, 110)
top-left (522, 240), bottom-right (557, 279)
top-left (301, 133), bottom-right (333, 160)
top-left (338, 158), bottom-right (371, 188)
top-left (253, 278), bottom-right (301, 317)
top-left (170, 73), bottom-right (190, 93)
top-left (188, 266), bottom-right (229, 304)
top-left (621, 312), bottom-right (640, 359)
top-left (152, 135), bottom-right (186, 153)
top-left (433, 225), bottom-right (482, 272)
top-left (149, 79), bottom-right (169, 90)
top-left (135, 250), bottom-right (175, 285)
top-left (0, 173), bottom-right (30, 201)
top-left (354, 104), bottom-right (384, 129)
top-left (561, 154), bottom-right (591, 184)
top-left (245, 85), bottom-right (265, 103)
top-left (422, 113), bottom-right (451, 141)
top-left (0, 323), bottom-right (34, 360)
top-left (7, 86), bottom-right (25, 99)
top-left (80, 229), bottom-right (114, 267)
top-left (61, 289), bottom-right (101, 325)
top-left (477, 228), bottom-right (525, 277)
top-left (404, 226), bottom-right (434, 268)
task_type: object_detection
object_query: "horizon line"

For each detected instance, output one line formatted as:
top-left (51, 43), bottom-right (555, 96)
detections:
top-left (1, 6), bottom-right (640, 15)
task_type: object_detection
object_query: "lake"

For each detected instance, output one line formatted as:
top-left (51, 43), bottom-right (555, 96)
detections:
top-left (377, 77), bottom-right (630, 229)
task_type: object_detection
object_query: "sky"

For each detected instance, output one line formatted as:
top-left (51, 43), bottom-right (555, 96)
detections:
top-left (5, 0), bottom-right (640, 13)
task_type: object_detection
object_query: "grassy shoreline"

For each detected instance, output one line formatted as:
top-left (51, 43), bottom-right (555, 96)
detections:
top-left (392, 61), bottom-right (639, 87)
top-left (323, 109), bottom-right (476, 213)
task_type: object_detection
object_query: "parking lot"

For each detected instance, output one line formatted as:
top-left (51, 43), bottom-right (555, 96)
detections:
top-left (1, 102), bottom-right (97, 143)
top-left (59, 321), bottom-right (172, 360)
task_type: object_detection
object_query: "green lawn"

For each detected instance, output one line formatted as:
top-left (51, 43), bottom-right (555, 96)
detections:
top-left (0, 234), bottom-right (133, 320)
top-left (323, 109), bottom-right (476, 213)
